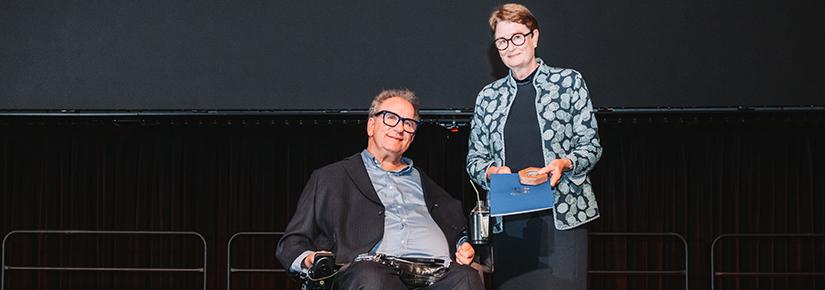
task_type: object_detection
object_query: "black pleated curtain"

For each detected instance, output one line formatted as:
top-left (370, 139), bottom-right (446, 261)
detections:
top-left (1, 111), bottom-right (823, 290)
top-left (590, 112), bottom-right (825, 290)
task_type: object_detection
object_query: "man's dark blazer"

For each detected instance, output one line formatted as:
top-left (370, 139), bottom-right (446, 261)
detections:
top-left (276, 153), bottom-right (468, 269)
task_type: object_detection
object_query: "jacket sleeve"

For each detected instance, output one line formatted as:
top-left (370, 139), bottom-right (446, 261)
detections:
top-left (466, 89), bottom-right (496, 190)
top-left (562, 71), bottom-right (603, 185)
top-left (276, 170), bottom-right (322, 270)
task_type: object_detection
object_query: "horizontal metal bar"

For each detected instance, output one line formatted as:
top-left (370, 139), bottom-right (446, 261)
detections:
top-left (589, 270), bottom-right (686, 275)
top-left (590, 232), bottom-right (684, 237)
top-left (715, 272), bottom-right (825, 277)
top-left (228, 232), bottom-right (284, 238)
top-left (599, 106), bottom-right (825, 113)
top-left (0, 109), bottom-right (473, 117)
top-left (0, 110), bottom-right (372, 117)
top-left (5, 230), bottom-right (204, 236)
top-left (229, 268), bottom-right (286, 273)
top-left (5, 266), bottom-right (203, 272)
top-left (1, 106), bottom-right (823, 117)
top-left (714, 233), bottom-right (825, 240)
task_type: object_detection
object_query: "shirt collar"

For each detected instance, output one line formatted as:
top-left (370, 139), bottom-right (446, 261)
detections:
top-left (507, 57), bottom-right (545, 87)
top-left (361, 149), bottom-right (414, 175)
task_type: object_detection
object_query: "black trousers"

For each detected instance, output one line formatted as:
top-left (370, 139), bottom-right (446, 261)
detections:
top-left (337, 260), bottom-right (484, 290)
top-left (492, 211), bottom-right (589, 290)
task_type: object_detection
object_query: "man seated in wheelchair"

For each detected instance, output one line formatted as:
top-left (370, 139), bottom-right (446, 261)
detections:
top-left (276, 90), bottom-right (484, 290)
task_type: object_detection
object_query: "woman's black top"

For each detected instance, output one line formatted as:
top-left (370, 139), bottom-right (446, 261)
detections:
top-left (503, 67), bottom-right (544, 171)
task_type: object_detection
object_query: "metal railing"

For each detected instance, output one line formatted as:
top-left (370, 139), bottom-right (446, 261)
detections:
top-left (710, 233), bottom-right (825, 290)
top-left (226, 232), bottom-right (286, 290)
top-left (1, 230), bottom-right (207, 290)
top-left (589, 232), bottom-right (689, 290)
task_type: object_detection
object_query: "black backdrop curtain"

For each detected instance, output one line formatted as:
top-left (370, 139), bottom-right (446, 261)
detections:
top-left (1, 111), bottom-right (824, 290)
top-left (590, 112), bottom-right (825, 290)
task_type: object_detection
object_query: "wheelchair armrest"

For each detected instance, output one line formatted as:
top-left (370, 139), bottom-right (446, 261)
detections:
top-left (300, 252), bottom-right (340, 290)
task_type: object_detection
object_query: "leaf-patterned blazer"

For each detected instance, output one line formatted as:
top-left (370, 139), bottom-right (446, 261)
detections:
top-left (466, 58), bottom-right (602, 230)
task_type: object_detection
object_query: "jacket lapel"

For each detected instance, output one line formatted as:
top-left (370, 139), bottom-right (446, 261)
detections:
top-left (342, 153), bottom-right (383, 205)
top-left (418, 170), bottom-right (440, 211)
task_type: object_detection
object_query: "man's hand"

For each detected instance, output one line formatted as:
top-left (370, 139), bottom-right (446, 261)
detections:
top-left (455, 242), bottom-right (475, 265)
top-left (486, 165), bottom-right (512, 180)
top-left (536, 158), bottom-right (573, 187)
top-left (303, 250), bottom-right (332, 269)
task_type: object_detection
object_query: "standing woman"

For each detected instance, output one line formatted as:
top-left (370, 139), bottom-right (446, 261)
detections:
top-left (466, 3), bottom-right (602, 290)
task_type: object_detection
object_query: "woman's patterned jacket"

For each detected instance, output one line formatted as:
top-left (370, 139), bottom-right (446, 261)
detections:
top-left (466, 58), bottom-right (602, 230)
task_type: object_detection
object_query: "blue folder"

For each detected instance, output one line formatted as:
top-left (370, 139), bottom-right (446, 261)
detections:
top-left (489, 173), bottom-right (554, 217)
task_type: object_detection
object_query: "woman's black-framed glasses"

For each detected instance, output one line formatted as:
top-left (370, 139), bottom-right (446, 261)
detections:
top-left (373, 110), bottom-right (420, 134)
top-left (494, 31), bottom-right (534, 51)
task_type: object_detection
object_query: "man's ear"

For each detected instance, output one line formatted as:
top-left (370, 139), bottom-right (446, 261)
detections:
top-left (366, 117), bottom-right (375, 137)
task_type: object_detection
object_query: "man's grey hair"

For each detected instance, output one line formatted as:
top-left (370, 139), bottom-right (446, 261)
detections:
top-left (368, 89), bottom-right (420, 119)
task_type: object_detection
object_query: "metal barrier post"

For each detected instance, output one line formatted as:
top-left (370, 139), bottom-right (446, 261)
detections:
top-left (226, 232), bottom-right (286, 290)
top-left (710, 233), bottom-right (825, 290)
top-left (589, 232), bottom-right (689, 290)
top-left (1, 230), bottom-right (207, 290)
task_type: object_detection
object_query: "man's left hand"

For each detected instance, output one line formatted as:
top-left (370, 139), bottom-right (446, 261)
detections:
top-left (536, 158), bottom-right (573, 187)
top-left (455, 242), bottom-right (475, 265)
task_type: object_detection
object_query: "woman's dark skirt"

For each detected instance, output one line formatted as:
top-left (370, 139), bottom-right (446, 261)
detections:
top-left (492, 210), bottom-right (588, 290)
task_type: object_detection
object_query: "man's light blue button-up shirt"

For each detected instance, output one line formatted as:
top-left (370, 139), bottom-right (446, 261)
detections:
top-left (360, 150), bottom-right (450, 265)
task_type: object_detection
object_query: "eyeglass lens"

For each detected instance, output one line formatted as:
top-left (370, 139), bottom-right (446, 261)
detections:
top-left (495, 32), bottom-right (530, 50)
top-left (379, 111), bottom-right (418, 133)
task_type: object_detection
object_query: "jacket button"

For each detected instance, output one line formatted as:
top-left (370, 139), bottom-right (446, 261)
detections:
top-left (434, 203), bottom-right (439, 207)
top-left (378, 210), bottom-right (384, 215)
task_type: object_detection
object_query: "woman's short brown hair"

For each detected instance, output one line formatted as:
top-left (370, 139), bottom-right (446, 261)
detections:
top-left (488, 3), bottom-right (539, 33)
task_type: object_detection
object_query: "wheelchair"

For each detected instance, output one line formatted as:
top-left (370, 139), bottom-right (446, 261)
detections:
top-left (298, 248), bottom-right (492, 290)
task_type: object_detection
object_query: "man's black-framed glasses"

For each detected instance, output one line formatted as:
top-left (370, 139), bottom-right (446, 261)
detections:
top-left (494, 30), bottom-right (534, 51)
top-left (373, 110), bottom-right (420, 134)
